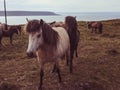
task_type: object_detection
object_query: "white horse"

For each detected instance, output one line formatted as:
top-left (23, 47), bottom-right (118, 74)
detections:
top-left (26, 19), bottom-right (70, 90)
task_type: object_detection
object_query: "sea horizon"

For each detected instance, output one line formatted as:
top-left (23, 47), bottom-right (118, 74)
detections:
top-left (0, 12), bottom-right (120, 25)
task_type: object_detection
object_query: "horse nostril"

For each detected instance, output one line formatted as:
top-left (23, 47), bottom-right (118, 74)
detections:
top-left (27, 52), bottom-right (34, 58)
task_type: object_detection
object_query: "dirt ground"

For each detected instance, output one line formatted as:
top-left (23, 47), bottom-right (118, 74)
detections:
top-left (0, 19), bottom-right (120, 90)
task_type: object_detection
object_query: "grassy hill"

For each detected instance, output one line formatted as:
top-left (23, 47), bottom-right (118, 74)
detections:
top-left (0, 19), bottom-right (120, 90)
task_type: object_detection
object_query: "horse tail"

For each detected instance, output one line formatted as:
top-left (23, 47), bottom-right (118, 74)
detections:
top-left (65, 16), bottom-right (78, 50)
top-left (75, 30), bottom-right (80, 57)
top-left (65, 16), bottom-right (78, 73)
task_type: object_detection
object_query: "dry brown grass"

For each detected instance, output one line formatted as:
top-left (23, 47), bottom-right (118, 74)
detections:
top-left (0, 19), bottom-right (120, 90)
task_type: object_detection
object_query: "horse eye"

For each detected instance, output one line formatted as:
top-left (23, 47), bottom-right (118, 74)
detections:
top-left (37, 34), bottom-right (41, 38)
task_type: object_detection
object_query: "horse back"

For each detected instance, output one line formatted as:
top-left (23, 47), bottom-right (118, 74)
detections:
top-left (50, 27), bottom-right (70, 57)
top-left (91, 22), bottom-right (102, 28)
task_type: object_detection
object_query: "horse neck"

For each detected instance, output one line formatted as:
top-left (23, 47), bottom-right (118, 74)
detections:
top-left (42, 23), bottom-right (59, 48)
top-left (4, 29), bottom-right (17, 35)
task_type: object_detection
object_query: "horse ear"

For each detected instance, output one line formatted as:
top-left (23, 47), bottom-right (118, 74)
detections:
top-left (40, 19), bottom-right (44, 25)
top-left (26, 18), bottom-right (29, 22)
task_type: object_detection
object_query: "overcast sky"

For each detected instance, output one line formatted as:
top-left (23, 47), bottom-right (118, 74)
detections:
top-left (0, 0), bottom-right (120, 12)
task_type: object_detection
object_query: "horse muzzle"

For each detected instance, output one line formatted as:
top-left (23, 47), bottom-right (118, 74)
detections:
top-left (27, 52), bottom-right (36, 58)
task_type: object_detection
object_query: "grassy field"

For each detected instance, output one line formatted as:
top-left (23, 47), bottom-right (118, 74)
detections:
top-left (0, 19), bottom-right (120, 90)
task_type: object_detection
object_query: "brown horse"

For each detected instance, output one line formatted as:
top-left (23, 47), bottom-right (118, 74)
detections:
top-left (26, 19), bottom-right (70, 90)
top-left (65, 16), bottom-right (80, 73)
top-left (0, 23), bottom-right (20, 45)
top-left (87, 21), bottom-right (103, 34)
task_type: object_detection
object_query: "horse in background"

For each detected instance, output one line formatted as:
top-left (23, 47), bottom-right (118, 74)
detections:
top-left (49, 19), bottom-right (80, 58)
top-left (49, 21), bottom-right (65, 28)
top-left (65, 16), bottom-right (80, 73)
top-left (0, 23), bottom-right (21, 45)
top-left (26, 19), bottom-right (70, 90)
top-left (87, 21), bottom-right (103, 34)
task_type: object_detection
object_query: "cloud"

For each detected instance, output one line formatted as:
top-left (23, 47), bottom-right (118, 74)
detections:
top-left (0, 0), bottom-right (120, 12)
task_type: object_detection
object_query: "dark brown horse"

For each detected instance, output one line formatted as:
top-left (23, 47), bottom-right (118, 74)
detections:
top-left (87, 21), bottom-right (103, 34)
top-left (65, 16), bottom-right (80, 73)
top-left (0, 23), bottom-right (20, 45)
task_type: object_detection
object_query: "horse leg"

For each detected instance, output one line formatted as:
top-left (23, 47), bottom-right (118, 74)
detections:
top-left (66, 52), bottom-right (69, 66)
top-left (19, 30), bottom-right (21, 35)
top-left (10, 36), bottom-right (13, 45)
top-left (66, 45), bottom-right (70, 66)
top-left (57, 66), bottom-right (62, 83)
top-left (75, 49), bottom-right (78, 57)
top-left (52, 63), bottom-right (57, 73)
top-left (99, 28), bottom-right (102, 34)
top-left (91, 28), bottom-right (93, 33)
top-left (70, 49), bottom-right (74, 73)
top-left (36, 50), bottom-right (44, 90)
top-left (70, 57), bottom-right (73, 73)
top-left (95, 28), bottom-right (97, 33)
top-left (76, 49), bottom-right (78, 57)
top-left (55, 60), bottom-right (62, 83)
top-left (38, 65), bottom-right (44, 90)
top-left (0, 37), bottom-right (2, 45)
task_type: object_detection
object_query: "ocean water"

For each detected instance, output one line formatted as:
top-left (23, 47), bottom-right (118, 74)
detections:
top-left (0, 12), bottom-right (120, 25)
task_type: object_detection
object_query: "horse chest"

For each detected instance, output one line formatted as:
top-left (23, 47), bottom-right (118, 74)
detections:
top-left (3, 32), bottom-right (12, 37)
top-left (38, 46), bottom-right (56, 56)
top-left (37, 48), bottom-right (57, 63)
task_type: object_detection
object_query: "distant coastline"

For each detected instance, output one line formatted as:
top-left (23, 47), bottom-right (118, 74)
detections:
top-left (0, 11), bottom-right (59, 16)
top-left (0, 12), bottom-right (120, 25)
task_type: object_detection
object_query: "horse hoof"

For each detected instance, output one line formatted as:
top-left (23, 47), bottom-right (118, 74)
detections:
top-left (38, 86), bottom-right (42, 90)
top-left (70, 70), bottom-right (73, 74)
top-left (76, 55), bottom-right (78, 58)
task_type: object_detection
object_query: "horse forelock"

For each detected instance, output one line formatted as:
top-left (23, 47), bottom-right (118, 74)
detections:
top-left (41, 22), bottom-right (59, 49)
top-left (26, 20), bottom-right (40, 33)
